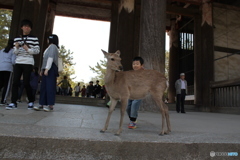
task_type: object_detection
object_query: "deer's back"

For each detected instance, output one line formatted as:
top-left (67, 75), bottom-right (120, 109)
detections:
top-left (116, 69), bottom-right (167, 93)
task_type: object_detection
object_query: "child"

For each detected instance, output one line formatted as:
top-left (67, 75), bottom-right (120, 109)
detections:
top-left (126, 57), bottom-right (144, 129)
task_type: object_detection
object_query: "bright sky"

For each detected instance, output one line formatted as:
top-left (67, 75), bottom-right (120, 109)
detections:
top-left (53, 16), bottom-right (169, 83)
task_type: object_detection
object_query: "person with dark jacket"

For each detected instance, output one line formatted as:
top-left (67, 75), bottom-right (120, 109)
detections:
top-left (87, 81), bottom-right (94, 97)
top-left (0, 39), bottom-right (16, 105)
top-left (93, 80), bottom-right (101, 98)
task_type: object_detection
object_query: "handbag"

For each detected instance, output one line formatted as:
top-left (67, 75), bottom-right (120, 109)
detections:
top-left (58, 57), bottom-right (63, 72)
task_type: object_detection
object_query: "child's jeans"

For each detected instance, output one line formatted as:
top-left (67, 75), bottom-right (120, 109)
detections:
top-left (126, 99), bottom-right (142, 120)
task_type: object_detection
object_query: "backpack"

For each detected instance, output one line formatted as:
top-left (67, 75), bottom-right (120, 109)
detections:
top-left (61, 79), bottom-right (68, 88)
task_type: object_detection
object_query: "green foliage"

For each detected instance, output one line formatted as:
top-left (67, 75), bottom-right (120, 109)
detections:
top-left (165, 50), bottom-right (169, 79)
top-left (89, 59), bottom-right (106, 85)
top-left (57, 45), bottom-right (76, 87)
top-left (0, 9), bottom-right (12, 49)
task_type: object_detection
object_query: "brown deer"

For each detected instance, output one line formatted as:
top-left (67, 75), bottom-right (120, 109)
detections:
top-left (100, 50), bottom-right (171, 136)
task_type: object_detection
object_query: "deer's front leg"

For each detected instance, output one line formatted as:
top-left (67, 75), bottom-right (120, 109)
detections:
top-left (100, 98), bottom-right (117, 133)
top-left (115, 98), bottom-right (128, 136)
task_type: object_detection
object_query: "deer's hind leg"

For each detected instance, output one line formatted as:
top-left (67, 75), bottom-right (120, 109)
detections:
top-left (100, 98), bottom-right (118, 133)
top-left (151, 94), bottom-right (168, 136)
top-left (163, 102), bottom-right (171, 133)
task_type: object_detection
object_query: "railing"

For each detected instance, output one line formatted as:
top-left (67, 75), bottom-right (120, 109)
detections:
top-left (211, 79), bottom-right (240, 107)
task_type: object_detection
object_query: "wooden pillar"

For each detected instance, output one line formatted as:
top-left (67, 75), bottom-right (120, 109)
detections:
top-left (168, 18), bottom-right (180, 103)
top-left (139, 0), bottom-right (166, 73)
top-left (40, 1), bottom-right (57, 67)
top-left (9, 0), bottom-right (52, 68)
top-left (194, 0), bottom-right (214, 110)
top-left (116, 0), bottom-right (138, 71)
top-left (139, 0), bottom-right (166, 111)
top-left (108, 1), bottom-right (118, 53)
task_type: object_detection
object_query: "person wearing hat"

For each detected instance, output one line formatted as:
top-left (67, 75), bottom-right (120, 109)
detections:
top-left (34, 34), bottom-right (59, 112)
top-left (86, 81), bottom-right (94, 97)
top-left (6, 19), bottom-right (40, 110)
top-left (175, 73), bottom-right (187, 113)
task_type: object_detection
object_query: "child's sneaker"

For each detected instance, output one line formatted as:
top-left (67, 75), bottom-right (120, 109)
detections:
top-left (128, 121), bottom-right (137, 129)
top-left (28, 102), bottom-right (34, 110)
top-left (33, 106), bottom-right (43, 111)
top-left (5, 103), bottom-right (17, 110)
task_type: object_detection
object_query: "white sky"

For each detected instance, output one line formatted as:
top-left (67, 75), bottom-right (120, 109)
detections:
top-left (53, 16), bottom-right (169, 83)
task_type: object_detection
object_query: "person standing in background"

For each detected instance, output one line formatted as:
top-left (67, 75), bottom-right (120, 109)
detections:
top-left (74, 82), bottom-right (81, 97)
top-left (81, 85), bottom-right (86, 97)
top-left (30, 67), bottom-right (40, 102)
top-left (175, 73), bottom-right (187, 113)
top-left (0, 39), bottom-right (16, 105)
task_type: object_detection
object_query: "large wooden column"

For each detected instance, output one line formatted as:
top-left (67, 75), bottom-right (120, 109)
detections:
top-left (108, 0), bottom-right (140, 71)
top-left (108, 1), bottom-right (118, 53)
top-left (139, 0), bottom-right (166, 73)
top-left (139, 0), bottom-right (166, 111)
top-left (194, 0), bottom-right (214, 110)
top-left (168, 18), bottom-right (180, 103)
top-left (9, 0), bottom-right (53, 68)
top-left (117, 0), bottom-right (138, 71)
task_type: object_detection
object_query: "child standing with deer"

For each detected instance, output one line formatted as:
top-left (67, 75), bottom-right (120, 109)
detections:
top-left (126, 57), bottom-right (144, 129)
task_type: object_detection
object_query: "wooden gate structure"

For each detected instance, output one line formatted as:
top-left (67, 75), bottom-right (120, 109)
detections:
top-left (0, 0), bottom-right (240, 113)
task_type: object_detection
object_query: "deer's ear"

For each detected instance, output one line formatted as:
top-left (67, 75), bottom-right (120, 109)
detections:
top-left (101, 49), bottom-right (108, 57)
top-left (115, 50), bottom-right (121, 56)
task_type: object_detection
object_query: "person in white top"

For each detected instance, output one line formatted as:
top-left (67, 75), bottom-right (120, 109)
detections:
top-left (175, 73), bottom-right (188, 113)
top-left (74, 83), bottom-right (81, 97)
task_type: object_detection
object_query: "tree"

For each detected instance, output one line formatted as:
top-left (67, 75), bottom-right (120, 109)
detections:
top-left (0, 9), bottom-right (12, 49)
top-left (89, 59), bottom-right (107, 85)
top-left (57, 45), bottom-right (76, 88)
top-left (165, 50), bottom-right (169, 79)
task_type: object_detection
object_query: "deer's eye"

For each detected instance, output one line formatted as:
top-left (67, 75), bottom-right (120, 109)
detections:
top-left (111, 58), bottom-right (115, 61)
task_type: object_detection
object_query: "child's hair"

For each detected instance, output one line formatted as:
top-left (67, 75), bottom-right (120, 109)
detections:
top-left (48, 34), bottom-right (59, 48)
top-left (21, 19), bottom-right (33, 29)
top-left (3, 39), bottom-right (14, 53)
top-left (132, 56), bottom-right (144, 65)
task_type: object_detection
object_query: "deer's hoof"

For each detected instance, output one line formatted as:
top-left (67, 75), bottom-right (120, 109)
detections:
top-left (100, 130), bottom-right (105, 133)
top-left (114, 133), bottom-right (120, 136)
top-left (159, 133), bottom-right (164, 136)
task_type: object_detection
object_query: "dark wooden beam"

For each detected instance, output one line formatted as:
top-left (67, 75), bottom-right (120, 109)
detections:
top-left (171, 0), bottom-right (202, 5)
top-left (166, 4), bottom-right (199, 16)
top-left (214, 46), bottom-right (240, 54)
top-left (210, 78), bottom-right (240, 88)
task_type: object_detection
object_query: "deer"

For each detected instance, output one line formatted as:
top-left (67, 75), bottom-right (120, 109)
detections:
top-left (100, 50), bottom-right (171, 136)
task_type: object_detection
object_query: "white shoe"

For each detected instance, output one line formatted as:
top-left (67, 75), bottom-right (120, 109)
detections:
top-left (33, 106), bottom-right (43, 111)
top-left (5, 103), bottom-right (17, 110)
top-left (43, 106), bottom-right (54, 112)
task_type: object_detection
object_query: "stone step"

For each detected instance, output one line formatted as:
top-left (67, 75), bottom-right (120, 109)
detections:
top-left (1, 135), bottom-right (239, 160)
top-left (55, 95), bottom-right (106, 107)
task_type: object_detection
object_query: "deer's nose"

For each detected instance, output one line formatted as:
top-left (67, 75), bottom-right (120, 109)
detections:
top-left (119, 66), bottom-right (123, 71)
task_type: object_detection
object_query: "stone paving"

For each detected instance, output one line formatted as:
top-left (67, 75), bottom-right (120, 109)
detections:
top-left (0, 103), bottom-right (239, 159)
